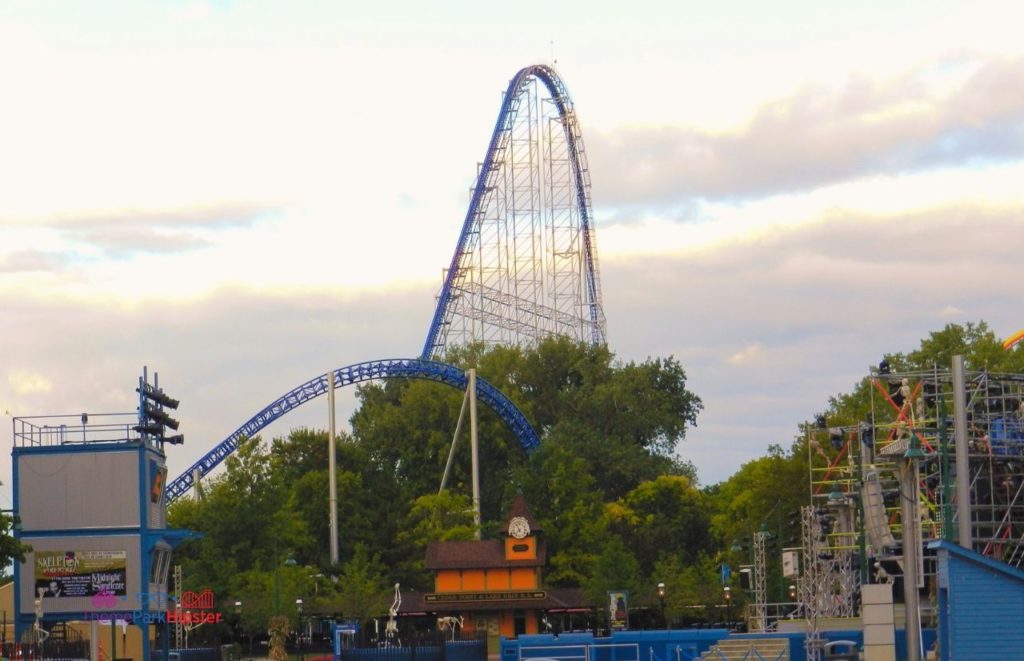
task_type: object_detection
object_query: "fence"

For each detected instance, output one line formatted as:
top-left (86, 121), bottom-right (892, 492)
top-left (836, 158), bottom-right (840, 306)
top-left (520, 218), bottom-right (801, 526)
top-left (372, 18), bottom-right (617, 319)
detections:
top-left (339, 639), bottom-right (487, 661)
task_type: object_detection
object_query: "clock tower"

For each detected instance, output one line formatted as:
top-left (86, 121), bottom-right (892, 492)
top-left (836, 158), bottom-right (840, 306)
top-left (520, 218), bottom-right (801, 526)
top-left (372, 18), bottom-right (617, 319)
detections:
top-left (503, 496), bottom-right (539, 562)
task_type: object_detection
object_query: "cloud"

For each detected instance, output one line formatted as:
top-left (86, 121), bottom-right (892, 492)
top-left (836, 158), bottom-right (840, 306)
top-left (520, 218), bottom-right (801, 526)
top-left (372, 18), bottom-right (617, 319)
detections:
top-left (728, 343), bottom-right (764, 366)
top-left (601, 205), bottom-right (1024, 483)
top-left (8, 370), bottom-right (53, 395)
top-left (38, 203), bottom-right (280, 257)
top-left (0, 251), bottom-right (65, 274)
top-left (587, 55), bottom-right (1024, 211)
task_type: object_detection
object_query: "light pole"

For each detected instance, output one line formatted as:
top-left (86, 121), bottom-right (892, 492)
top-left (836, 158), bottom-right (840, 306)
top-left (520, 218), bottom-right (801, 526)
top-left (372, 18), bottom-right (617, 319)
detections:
top-left (656, 582), bottom-right (666, 629)
top-left (234, 601), bottom-right (243, 651)
top-left (723, 586), bottom-right (732, 630)
top-left (295, 598), bottom-right (304, 661)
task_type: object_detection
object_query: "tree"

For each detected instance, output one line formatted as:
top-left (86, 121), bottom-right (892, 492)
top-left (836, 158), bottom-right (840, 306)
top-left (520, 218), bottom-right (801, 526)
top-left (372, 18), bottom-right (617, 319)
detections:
top-left (654, 553), bottom-right (721, 625)
top-left (584, 536), bottom-right (642, 611)
top-left (326, 543), bottom-right (391, 624)
top-left (0, 493), bottom-right (30, 578)
top-left (606, 475), bottom-right (712, 576)
top-left (395, 491), bottom-right (476, 587)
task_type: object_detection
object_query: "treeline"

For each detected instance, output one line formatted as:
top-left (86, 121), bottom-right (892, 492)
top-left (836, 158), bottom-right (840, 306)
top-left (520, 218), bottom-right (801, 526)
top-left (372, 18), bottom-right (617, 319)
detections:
top-left (168, 323), bottom-right (1024, 639)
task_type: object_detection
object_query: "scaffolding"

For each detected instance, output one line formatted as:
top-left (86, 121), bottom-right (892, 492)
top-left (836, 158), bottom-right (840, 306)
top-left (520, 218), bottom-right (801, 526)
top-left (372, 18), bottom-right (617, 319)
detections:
top-left (802, 362), bottom-right (1024, 620)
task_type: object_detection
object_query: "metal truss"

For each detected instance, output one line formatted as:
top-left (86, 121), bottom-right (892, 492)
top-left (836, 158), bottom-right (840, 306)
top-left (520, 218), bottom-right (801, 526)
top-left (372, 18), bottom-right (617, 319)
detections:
top-left (422, 64), bottom-right (606, 358)
top-left (751, 528), bottom-right (768, 632)
top-left (165, 358), bottom-right (540, 503)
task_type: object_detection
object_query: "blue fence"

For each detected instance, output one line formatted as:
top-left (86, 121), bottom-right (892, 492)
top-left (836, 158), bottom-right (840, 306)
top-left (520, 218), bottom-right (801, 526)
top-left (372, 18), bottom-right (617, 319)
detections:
top-left (339, 640), bottom-right (487, 661)
top-left (502, 628), bottom-right (939, 661)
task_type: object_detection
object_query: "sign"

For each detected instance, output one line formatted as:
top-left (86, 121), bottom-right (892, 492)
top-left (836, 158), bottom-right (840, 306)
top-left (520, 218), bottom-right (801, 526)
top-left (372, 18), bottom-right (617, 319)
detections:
top-left (608, 591), bottom-right (628, 630)
top-left (35, 550), bottom-right (127, 598)
top-left (782, 550), bottom-right (800, 578)
top-left (150, 460), bottom-right (167, 504)
top-left (424, 590), bottom-right (545, 603)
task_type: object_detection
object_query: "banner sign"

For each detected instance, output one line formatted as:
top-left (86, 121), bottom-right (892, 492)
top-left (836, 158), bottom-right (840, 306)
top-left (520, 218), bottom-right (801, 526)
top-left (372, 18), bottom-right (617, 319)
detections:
top-left (35, 550), bottom-right (127, 598)
top-left (424, 591), bottom-right (545, 603)
top-left (608, 591), bottom-right (628, 630)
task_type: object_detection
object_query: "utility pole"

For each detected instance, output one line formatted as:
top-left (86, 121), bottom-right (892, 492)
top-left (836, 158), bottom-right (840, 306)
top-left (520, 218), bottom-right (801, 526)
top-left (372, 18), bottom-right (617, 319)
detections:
top-left (469, 369), bottom-right (481, 539)
top-left (328, 370), bottom-right (339, 564)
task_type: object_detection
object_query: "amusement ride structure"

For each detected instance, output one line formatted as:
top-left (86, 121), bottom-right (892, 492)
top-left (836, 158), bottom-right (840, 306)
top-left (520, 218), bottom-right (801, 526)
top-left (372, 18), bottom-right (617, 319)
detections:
top-left (164, 64), bottom-right (606, 502)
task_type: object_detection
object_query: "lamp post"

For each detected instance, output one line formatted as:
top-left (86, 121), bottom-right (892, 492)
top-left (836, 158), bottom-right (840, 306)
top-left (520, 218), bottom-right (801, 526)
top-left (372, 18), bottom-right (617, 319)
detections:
top-left (723, 586), bottom-right (732, 630)
top-left (656, 582), bottom-right (666, 629)
top-left (234, 601), bottom-right (243, 650)
top-left (295, 598), bottom-right (304, 661)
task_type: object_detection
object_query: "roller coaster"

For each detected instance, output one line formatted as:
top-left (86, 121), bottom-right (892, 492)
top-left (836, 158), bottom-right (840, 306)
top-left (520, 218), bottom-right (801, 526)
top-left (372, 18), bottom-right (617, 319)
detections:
top-left (165, 64), bottom-right (606, 502)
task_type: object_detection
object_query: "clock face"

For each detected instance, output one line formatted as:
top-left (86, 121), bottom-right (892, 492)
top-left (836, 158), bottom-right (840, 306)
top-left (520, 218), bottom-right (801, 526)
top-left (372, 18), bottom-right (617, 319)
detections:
top-left (508, 516), bottom-right (531, 539)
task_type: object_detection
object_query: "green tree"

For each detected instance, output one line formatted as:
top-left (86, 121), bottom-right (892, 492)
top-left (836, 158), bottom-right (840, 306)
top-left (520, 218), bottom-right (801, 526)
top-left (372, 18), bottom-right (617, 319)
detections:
top-left (395, 491), bottom-right (476, 587)
top-left (0, 494), bottom-right (31, 578)
top-left (327, 543), bottom-right (391, 624)
top-left (606, 475), bottom-right (712, 576)
top-left (654, 553), bottom-right (722, 625)
top-left (584, 535), bottom-right (642, 610)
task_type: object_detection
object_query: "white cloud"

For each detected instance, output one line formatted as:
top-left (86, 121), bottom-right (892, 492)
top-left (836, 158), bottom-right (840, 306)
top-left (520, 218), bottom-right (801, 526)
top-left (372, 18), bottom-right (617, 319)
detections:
top-left (8, 370), bottom-right (53, 395)
top-left (728, 344), bottom-right (764, 366)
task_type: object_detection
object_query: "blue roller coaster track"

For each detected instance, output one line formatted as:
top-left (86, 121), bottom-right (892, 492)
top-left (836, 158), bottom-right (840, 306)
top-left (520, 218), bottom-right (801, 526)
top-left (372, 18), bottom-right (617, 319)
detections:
top-left (165, 359), bottom-right (539, 502)
top-left (166, 64), bottom-right (601, 502)
top-left (421, 63), bottom-right (605, 359)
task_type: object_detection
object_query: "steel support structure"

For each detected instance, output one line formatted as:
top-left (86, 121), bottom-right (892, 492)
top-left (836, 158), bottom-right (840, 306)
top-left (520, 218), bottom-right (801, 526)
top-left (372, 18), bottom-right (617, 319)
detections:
top-left (422, 64), bottom-right (606, 358)
top-left (751, 528), bottom-right (768, 632)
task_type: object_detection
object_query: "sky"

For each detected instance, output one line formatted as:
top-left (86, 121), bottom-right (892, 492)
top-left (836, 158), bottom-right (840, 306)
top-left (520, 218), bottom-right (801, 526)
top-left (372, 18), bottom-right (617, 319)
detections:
top-left (2, 0), bottom-right (1023, 504)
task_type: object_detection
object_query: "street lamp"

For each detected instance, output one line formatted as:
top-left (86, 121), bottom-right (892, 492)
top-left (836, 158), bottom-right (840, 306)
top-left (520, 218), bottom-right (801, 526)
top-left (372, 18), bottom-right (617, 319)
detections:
top-left (296, 598), bottom-right (304, 661)
top-left (656, 582), bottom-right (666, 628)
top-left (788, 585), bottom-right (796, 601)
top-left (234, 601), bottom-right (243, 649)
top-left (723, 586), bottom-right (732, 630)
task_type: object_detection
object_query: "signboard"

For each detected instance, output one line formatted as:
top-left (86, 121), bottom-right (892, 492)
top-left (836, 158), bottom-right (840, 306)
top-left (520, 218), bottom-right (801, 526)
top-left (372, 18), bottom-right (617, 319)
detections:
top-left (782, 549), bottom-right (800, 578)
top-left (34, 550), bottom-right (127, 598)
top-left (608, 591), bottom-right (628, 630)
top-left (424, 590), bottom-right (545, 603)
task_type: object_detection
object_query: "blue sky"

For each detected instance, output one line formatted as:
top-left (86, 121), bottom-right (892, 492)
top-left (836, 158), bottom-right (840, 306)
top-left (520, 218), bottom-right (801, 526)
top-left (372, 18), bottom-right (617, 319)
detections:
top-left (2, 0), bottom-right (1023, 500)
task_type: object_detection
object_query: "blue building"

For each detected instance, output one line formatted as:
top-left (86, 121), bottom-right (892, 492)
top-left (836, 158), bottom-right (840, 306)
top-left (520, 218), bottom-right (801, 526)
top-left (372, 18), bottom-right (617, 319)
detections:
top-left (931, 539), bottom-right (1024, 660)
top-left (11, 411), bottom-right (190, 660)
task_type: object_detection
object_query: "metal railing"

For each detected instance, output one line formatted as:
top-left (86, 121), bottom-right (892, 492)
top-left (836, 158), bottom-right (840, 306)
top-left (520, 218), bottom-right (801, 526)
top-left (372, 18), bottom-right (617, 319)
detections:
top-left (13, 413), bottom-right (138, 447)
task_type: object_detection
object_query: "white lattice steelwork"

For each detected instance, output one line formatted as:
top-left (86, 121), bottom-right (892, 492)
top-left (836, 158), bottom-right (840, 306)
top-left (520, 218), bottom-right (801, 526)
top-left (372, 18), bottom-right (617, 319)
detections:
top-left (800, 506), bottom-right (825, 661)
top-left (425, 65), bottom-right (606, 357)
top-left (751, 528), bottom-right (768, 632)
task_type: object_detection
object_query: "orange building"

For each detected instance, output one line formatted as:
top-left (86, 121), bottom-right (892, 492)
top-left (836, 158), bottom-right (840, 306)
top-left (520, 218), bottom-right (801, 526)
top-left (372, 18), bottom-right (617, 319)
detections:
top-left (412, 496), bottom-right (583, 649)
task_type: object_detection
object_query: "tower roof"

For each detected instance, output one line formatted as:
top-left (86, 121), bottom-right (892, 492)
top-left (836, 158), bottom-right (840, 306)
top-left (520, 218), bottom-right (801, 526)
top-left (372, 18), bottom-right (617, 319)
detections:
top-left (500, 494), bottom-right (540, 535)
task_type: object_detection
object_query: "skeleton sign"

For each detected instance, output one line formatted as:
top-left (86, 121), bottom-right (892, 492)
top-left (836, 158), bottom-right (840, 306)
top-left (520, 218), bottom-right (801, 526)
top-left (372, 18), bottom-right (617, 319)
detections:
top-left (437, 615), bottom-right (464, 641)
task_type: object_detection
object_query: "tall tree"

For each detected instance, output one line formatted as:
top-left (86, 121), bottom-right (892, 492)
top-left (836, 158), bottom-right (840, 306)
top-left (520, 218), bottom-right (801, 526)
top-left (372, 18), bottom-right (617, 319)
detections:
top-left (606, 475), bottom-right (712, 576)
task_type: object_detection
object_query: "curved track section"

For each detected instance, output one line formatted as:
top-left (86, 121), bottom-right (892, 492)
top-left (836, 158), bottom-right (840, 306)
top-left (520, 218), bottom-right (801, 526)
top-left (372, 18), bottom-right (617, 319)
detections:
top-left (166, 359), bottom-right (539, 503)
top-left (422, 63), bottom-right (606, 359)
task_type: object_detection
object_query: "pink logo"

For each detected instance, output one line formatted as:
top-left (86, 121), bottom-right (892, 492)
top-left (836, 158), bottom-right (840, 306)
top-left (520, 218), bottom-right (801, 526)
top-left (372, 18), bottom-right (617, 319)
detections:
top-left (92, 590), bottom-right (117, 609)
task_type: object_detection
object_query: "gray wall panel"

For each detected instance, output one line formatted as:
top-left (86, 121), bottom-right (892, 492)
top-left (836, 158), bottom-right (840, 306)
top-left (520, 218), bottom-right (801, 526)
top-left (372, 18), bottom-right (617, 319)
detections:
top-left (18, 452), bottom-right (140, 530)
